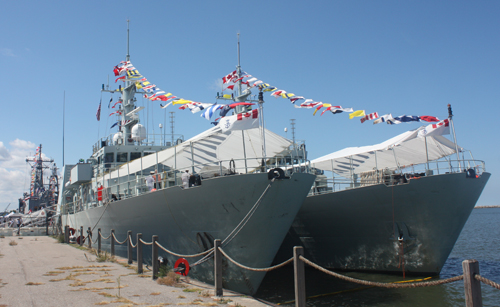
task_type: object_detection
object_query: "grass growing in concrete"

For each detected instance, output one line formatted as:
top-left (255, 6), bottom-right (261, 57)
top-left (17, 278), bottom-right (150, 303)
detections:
top-left (183, 288), bottom-right (202, 292)
top-left (9, 240), bottom-right (17, 246)
top-left (157, 272), bottom-right (181, 287)
top-left (95, 250), bottom-right (116, 263)
top-left (25, 282), bottom-right (44, 286)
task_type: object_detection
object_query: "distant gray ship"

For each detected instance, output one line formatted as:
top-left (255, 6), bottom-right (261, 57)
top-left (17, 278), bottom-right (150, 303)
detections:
top-left (276, 126), bottom-right (490, 275)
top-left (59, 38), bottom-right (315, 294)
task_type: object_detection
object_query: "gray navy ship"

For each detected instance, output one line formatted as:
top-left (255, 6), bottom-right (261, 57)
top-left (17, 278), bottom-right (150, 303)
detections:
top-left (58, 38), bottom-right (315, 294)
top-left (276, 116), bottom-right (490, 276)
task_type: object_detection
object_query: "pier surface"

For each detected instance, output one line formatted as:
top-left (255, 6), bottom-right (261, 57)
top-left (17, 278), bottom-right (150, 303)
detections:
top-left (0, 235), bottom-right (272, 307)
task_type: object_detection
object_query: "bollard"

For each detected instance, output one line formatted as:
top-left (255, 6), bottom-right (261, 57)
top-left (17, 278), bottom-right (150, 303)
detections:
top-left (214, 239), bottom-right (223, 297)
top-left (64, 225), bottom-right (69, 243)
top-left (137, 233), bottom-right (143, 274)
top-left (294, 246), bottom-right (306, 307)
top-left (127, 230), bottom-right (133, 265)
top-left (98, 228), bottom-right (101, 253)
top-left (110, 229), bottom-right (115, 256)
top-left (152, 235), bottom-right (159, 280)
top-left (463, 259), bottom-right (483, 307)
top-left (79, 226), bottom-right (83, 246)
top-left (87, 227), bottom-right (92, 249)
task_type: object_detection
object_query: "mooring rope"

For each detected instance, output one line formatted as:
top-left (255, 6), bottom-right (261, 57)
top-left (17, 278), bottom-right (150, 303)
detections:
top-left (190, 179), bottom-right (276, 268)
top-left (475, 274), bottom-right (500, 290)
top-left (219, 247), bottom-right (293, 272)
top-left (221, 178), bottom-right (275, 248)
top-left (300, 256), bottom-right (463, 288)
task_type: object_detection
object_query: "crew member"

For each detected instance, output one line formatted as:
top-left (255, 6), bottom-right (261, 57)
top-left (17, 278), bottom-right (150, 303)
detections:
top-left (181, 170), bottom-right (190, 189)
top-left (146, 171), bottom-right (155, 191)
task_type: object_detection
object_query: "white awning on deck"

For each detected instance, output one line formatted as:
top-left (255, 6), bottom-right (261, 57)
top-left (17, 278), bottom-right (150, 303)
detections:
top-left (310, 126), bottom-right (461, 176)
top-left (108, 126), bottom-right (293, 179)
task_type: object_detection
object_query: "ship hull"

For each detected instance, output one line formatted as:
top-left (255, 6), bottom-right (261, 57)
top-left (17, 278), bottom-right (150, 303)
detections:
top-left (63, 172), bottom-right (315, 295)
top-left (276, 172), bottom-right (490, 275)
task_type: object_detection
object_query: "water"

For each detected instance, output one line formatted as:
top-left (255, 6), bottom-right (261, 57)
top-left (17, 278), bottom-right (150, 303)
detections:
top-left (255, 208), bottom-right (500, 306)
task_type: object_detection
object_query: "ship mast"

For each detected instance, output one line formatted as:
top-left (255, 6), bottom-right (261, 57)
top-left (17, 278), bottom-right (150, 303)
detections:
top-left (120, 20), bottom-right (136, 145)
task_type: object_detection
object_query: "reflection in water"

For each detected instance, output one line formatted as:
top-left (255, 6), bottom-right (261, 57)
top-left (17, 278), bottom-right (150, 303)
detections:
top-left (255, 208), bottom-right (500, 306)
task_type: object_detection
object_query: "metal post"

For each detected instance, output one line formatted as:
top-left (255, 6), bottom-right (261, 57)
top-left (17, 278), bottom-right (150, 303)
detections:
top-left (98, 228), bottom-right (101, 253)
top-left (294, 246), bottom-right (306, 307)
top-left (64, 225), bottom-right (69, 243)
top-left (127, 230), bottom-right (133, 265)
top-left (137, 233), bottom-right (143, 274)
top-left (45, 213), bottom-right (48, 235)
top-left (87, 227), bottom-right (92, 249)
top-left (111, 229), bottom-right (115, 256)
top-left (190, 142), bottom-right (195, 174)
top-left (424, 136), bottom-right (430, 171)
top-left (79, 226), bottom-right (83, 246)
top-left (242, 130), bottom-right (248, 174)
top-left (214, 239), bottom-right (223, 297)
top-left (448, 104), bottom-right (462, 172)
top-left (152, 235), bottom-right (158, 280)
top-left (463, 259), bottom-right (482, 307)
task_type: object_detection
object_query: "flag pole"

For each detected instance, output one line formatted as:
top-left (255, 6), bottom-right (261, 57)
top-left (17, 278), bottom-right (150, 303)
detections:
top-left (448, 104), bottom-right (462, 172)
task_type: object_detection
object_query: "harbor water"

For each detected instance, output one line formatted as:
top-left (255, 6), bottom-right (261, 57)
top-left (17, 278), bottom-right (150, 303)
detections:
top-left (256, 207), bottom-right (500, 306)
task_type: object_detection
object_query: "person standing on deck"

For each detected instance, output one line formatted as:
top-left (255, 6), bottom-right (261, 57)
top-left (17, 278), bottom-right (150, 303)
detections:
top-left (145, 171), bottom-right (155, 191)
top-left (181, 170), bottom-right (190, 189)
top-left (154, 170), bottom-right (162, 190)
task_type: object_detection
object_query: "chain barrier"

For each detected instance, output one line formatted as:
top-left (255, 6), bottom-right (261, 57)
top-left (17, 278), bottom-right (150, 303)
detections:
top-left (129, 235), bottom-right (137, 248)
top-left (300, 255), bottom-right (463, 288)
top-left (139, 238), bottom-right (153, 246)
top-left (155, 241), bottom-right (213, 258)
top-left (219, 247), bottom-right (293, 272)
top-left (475, 274), bottom-right (500, 290)
top-left (112, 232), bottom-right (129, 245)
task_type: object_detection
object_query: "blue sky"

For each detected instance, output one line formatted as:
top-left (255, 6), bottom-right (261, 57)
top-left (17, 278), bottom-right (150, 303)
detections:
top-left (1, 1), bottom-right (498, 212)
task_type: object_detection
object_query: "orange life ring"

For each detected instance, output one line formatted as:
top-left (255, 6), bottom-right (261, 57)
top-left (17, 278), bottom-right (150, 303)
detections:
top-left (174, 258), bottom-right (190, 276)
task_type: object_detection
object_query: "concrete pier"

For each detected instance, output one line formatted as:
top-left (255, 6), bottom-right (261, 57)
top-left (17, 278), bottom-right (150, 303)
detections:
top-left (0, 235), bottom-right (272, 307)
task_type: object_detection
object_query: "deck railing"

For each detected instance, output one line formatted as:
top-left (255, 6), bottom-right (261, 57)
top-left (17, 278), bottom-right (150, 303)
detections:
top-left (61, 154), bottom-right (309, 215)
top-left (309, 159), bottom-right (486, 196)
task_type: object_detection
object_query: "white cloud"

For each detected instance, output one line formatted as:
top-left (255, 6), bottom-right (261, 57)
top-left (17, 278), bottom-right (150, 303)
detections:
top-left (0, 142), bottom-right (11, 161)
top-left (10, 139), bottom-right (36, 150)
top-left (0, 48), bottom-right (15, 57)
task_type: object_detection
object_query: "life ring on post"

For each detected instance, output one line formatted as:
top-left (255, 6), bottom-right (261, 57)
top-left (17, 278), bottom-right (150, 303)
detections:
top-left (76, 235), bottom-right (85, 245)
top-left (174, 258), bottom-right (190, 276)
top-left (69, 228), bottom-right (76, 236)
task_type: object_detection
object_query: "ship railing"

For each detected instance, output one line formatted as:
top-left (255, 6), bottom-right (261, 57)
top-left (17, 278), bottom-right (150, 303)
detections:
top-left (92, 133), bottom-right (185, 155)
top-left (69, 155), bottom-right (310, 211)
top-left (309, 158), bottom-right (486, 196)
